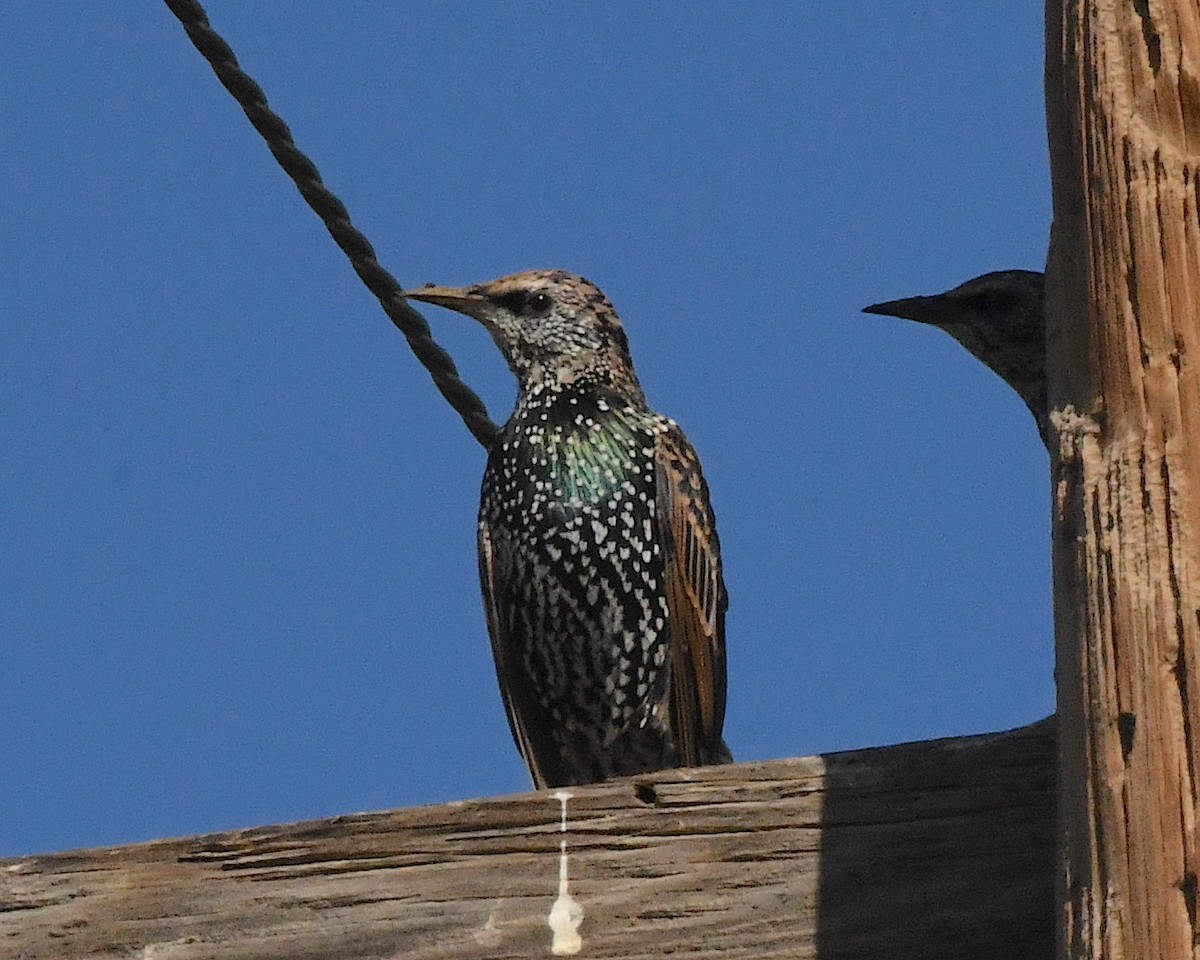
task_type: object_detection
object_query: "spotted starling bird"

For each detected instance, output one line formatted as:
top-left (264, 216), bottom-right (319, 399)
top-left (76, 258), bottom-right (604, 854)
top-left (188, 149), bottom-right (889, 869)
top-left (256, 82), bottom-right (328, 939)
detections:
top-left (405, 270), bottom-right (730, 788)
top-left (863, 270), bottom-right (1047, 444)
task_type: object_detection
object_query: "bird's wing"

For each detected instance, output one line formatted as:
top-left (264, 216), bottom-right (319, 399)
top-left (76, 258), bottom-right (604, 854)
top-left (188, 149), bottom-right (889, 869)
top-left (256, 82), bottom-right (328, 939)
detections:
top-left (477, 523), bottom-right (558, 789)
top-left (654, 422), bottom-right (728, 766)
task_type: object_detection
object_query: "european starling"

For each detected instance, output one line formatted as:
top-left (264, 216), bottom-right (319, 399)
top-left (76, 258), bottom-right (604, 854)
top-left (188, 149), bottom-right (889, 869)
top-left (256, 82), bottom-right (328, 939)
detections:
top-left (405, 270), bottom-right (730, 788)
top-left (863, 270), bottom-right (1047, 443)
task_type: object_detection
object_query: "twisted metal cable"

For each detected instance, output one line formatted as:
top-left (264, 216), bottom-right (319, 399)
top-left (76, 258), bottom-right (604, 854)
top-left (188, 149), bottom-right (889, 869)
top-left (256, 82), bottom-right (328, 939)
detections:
top-left (163, 0), bottom-right (500, 449)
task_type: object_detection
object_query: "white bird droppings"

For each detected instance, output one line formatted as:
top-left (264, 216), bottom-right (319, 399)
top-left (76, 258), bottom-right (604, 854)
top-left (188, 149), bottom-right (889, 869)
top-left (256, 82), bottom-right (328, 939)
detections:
top-left (548, 790), bottom-right (584, 956)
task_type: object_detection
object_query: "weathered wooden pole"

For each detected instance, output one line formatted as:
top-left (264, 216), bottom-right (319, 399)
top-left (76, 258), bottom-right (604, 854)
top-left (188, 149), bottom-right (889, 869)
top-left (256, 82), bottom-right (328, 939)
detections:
top-left (1045, 1), bottom-right (1200, 957)
top-left (0, 728), bottom-right (1056, 960)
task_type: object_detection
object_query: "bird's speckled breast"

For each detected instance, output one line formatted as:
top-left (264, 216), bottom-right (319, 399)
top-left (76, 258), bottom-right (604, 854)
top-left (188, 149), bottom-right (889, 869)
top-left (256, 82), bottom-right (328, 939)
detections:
top-left (480, 389), bottom-right (673, 744)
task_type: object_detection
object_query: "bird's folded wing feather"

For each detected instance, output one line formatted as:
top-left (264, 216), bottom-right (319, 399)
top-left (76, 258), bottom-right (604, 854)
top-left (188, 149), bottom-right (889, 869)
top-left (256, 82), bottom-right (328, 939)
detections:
top-left (654, 422), bottom-right (728, 766)
top-left (477, 525), bottom-right (553, 789)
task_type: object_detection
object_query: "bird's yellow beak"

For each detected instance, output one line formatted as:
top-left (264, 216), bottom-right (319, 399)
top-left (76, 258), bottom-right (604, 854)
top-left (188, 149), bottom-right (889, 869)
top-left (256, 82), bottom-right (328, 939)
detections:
top-left (403, 284), bottom-right (489, 319)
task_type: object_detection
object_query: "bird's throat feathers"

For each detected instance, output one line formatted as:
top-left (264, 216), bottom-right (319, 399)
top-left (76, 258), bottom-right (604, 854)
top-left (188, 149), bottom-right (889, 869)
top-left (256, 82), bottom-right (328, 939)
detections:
top-left (508, 345), bottom-right (645, 406)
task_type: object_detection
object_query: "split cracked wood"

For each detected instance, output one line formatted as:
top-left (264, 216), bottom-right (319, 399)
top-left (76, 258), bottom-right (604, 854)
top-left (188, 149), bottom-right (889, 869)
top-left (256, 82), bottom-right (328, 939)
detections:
top-left (1045, 1), bottom-right (1200, 958)
top-left (1, 721), bottom-right (1054, 959)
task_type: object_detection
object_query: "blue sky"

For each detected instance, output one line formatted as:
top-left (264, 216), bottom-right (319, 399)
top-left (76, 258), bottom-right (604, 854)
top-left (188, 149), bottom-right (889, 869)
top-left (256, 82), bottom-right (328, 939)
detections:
top-left (2, 3), bottom-right (1051, 856)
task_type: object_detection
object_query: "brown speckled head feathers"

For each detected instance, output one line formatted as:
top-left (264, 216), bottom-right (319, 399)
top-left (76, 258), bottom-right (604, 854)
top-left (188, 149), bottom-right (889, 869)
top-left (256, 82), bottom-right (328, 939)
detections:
top-left (408, 271), bottom-right (640, 401)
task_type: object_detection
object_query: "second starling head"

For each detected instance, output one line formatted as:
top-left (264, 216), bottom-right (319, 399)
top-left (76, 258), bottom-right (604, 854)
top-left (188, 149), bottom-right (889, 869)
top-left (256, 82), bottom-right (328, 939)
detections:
top-left (863, 270), bottom-right (1047, 442)
top-left (405, 270), bottom-right (644, 404)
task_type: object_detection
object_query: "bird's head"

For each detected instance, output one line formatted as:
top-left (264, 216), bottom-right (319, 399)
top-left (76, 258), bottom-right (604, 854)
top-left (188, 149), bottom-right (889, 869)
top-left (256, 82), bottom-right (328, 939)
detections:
top-left (405, 270), bottom-right (644, 403)
top-left (863, 269), bottom-right (1047, 429)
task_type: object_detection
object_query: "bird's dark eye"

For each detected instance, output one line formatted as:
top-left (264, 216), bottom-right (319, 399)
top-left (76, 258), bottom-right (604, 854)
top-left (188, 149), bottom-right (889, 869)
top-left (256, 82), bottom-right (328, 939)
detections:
top-left (961, 290), bottom-right (1019, 313)
top-left (527, 292), bottom-right (553, 316)
top-left (493, 290), bottom-right (554, 317)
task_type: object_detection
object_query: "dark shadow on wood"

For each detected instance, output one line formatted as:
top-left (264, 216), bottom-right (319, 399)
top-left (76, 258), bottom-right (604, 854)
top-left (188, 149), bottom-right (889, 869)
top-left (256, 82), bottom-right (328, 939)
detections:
top-left (815, 717), bottom-right (1056, 959)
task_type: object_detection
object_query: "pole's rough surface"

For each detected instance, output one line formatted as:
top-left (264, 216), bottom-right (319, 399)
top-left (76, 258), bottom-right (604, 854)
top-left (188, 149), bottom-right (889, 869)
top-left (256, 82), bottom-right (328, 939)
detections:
top-left (0, 727), bottom-right (1055, 960)
top-left (1045, 2), bottom-right (1200, 958)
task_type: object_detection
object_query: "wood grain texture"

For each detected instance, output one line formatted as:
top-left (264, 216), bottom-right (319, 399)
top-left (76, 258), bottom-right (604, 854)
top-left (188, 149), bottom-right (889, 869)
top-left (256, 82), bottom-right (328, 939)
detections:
top-left (1045, 1), bottom-right (1200, 957)
top-left (1, 722), bottom-right (1054, 959)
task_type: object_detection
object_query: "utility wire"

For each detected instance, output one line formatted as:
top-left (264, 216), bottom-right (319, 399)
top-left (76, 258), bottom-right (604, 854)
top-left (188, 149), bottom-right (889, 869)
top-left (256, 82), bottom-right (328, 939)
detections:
top-left (163, 0), bottom-right (500, 449)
